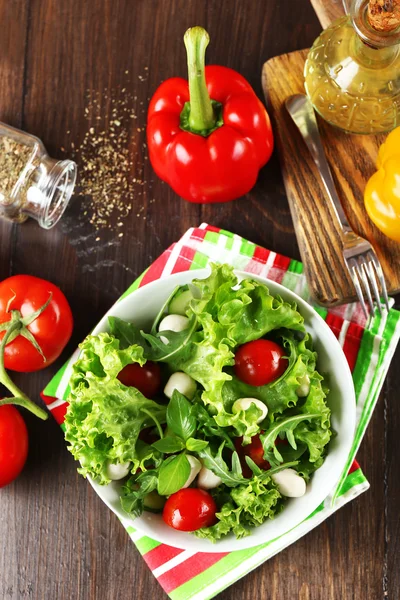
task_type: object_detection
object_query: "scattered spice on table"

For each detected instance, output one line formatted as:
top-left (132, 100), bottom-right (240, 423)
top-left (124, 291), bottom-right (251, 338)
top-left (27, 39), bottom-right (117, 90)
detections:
top-left (62, 71), bottom-right (151, 235)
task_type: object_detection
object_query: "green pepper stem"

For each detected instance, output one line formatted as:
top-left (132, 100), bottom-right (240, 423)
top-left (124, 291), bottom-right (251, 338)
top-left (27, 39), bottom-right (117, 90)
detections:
top-left (0, 320), bottom-right (48, 420)
top-left (184, 27), bottom-right (216, 132)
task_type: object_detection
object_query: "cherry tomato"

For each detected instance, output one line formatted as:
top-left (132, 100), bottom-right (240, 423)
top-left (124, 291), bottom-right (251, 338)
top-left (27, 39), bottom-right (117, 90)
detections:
top-left (162, 488), bottom-right (217, 531)
top-left (0, 275), bottom-right (73, 373)
top-left (117, 361), bottom-right (161, 398)
top-left (235, 435), bottom-right (289, 477)
top-left (0, 405), bottom-right (28, 488)
top-left (234, 339), bottom-right (288, 387)
top-left (234, 434), bottom-right (270, 476)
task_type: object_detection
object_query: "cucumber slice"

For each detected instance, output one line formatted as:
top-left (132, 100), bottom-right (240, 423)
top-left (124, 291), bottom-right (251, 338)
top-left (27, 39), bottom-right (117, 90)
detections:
top-left (143, 490), bottom-right (166, 513)
top-left (169, 290), bottom-right (192, 316)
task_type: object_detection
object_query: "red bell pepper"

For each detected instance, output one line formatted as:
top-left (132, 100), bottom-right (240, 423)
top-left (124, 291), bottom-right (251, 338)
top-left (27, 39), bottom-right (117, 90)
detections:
top-left (147, 27), bottom-right (274, 203)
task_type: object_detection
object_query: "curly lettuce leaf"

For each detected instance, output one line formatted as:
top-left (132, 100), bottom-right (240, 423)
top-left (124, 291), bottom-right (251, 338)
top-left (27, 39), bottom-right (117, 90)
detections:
top-left (69, 331), bottom-right (146, 389)
top-left (195, 475), bottom-right (283, 542)
top-left (292, 372), bottom-right (332, 464)
top-left (189, 264), bottom-right (305, 344)
top-left (65, 333), bottom-right (166, 485)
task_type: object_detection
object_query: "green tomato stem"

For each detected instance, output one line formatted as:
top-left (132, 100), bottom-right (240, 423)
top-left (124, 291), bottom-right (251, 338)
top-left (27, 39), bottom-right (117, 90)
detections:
top-left (0, 320), bottom-right (48, 420)
top-left (183, 26), bottom-right (216, 133)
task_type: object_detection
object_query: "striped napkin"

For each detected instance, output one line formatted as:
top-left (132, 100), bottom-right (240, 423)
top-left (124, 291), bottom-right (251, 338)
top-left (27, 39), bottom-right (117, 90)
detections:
top-left (42, 223), bottom-right (400, 600)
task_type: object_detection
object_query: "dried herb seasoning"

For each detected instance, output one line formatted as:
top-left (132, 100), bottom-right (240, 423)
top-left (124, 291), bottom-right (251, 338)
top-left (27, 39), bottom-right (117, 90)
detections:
top-left (0, 122), bottom-right (76, 228)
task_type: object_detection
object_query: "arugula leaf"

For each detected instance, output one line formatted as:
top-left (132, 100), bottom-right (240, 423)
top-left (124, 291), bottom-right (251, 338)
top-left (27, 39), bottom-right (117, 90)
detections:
top-left (120, 470), bottom-right (158, 518)
top-left (157, 454), bottom-right (190, 496)
top-left (191, 404), bottom-right (235, 450)
top-left (260, 413), bottom-right (320, 465)
top-left (231, 451), bottom-right (243, 477)
top-left (141, 315), bottom-right (198, 362)
top-left (197, 444), bottom-right (246, 487)
top-left (152, 436), bottom-right (185, 453)
top-left (150, 285), bottom-right (181, 335)
top-left (262, 460), bottom-right (300, 478)
top-left (244, 456), bottom-right (263, 476)
top-left (108, 317), bottom-right (147, 351)
top-left (185, 438), bottom-right (209, 452)
top-left (166, 391), bottom-right (196, 441)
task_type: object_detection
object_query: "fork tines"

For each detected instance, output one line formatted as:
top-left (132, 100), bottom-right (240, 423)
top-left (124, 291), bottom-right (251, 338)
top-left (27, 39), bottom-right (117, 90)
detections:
top-left (347, 252), bottom-right (390, 317)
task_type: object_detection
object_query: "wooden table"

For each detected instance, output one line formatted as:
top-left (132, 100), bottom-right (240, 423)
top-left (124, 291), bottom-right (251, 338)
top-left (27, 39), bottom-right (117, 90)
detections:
top-left (1, 1), bottom-right (399, 598)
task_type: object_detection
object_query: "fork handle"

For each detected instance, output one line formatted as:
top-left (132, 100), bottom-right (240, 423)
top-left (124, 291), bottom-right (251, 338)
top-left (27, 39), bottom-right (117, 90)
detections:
top-left (286, 94), bottom-right (352, 233)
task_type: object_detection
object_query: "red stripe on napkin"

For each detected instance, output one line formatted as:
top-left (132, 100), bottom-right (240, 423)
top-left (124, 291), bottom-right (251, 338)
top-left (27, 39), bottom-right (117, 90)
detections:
top-left (140, 251), bottom-right (171, 287)
top-left (171, 245), bottom-right (196, 274)
top-left (342, 322), bottom-right (364, 372)
top-left (325, 314), bottom-right (363, 372)
top-left (157, 552), bottom-right (228, 593)
top-left (144, 545), bottom-right (184, 571)
top-left (348, 460), bottom-right (360, 474)
top-left (252, 246), bottom-right (272, 264)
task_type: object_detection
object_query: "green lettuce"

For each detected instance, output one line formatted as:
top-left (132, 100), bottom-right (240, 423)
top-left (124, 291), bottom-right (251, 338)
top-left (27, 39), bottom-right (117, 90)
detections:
top-left (195, 475), bottom-right (283, 542)
top-left (65, 333), bottom-right (166, 485)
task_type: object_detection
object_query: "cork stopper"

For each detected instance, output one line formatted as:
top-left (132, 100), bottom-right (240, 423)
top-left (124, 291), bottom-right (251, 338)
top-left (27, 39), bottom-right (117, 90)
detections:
top-left (368, 0), bottom-right (400, 31)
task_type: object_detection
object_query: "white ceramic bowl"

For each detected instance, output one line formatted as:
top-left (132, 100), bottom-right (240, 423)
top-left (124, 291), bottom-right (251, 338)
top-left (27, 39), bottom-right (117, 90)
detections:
top-left (86, 268), bottom-right (356, 551)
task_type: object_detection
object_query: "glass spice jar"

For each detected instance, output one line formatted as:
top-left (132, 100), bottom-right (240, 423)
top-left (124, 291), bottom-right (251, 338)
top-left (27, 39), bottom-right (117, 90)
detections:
top-left (0, 122), bottom-right (77, 228)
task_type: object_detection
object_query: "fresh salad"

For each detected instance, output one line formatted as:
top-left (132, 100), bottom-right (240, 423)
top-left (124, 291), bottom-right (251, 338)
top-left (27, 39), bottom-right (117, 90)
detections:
top-left (64, 264), bottom-right (332, 542)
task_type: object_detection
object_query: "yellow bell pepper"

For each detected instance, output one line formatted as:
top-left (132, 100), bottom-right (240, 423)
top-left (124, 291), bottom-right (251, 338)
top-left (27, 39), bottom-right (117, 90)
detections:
top-left (364, 126), bottom-right (400, 243)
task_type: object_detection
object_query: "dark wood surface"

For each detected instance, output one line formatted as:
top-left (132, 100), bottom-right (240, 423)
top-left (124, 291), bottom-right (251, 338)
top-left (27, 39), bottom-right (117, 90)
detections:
top-left (262, 50), bottom-right (400, 305)
top-left (0, 1), bottom-right (399, 599)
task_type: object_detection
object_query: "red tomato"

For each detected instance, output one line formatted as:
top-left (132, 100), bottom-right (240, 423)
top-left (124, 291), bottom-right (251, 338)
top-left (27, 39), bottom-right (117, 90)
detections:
top-left (0, 275), bottom-right (73, 373)
top-left (162, 488), bottom-right (217, 531)
top-left (117, 361), bottom-right (161, 398)
top-left (0, 405), bottom-right (28, 487)
top-left (234, 434), bottom-right (270, 476)
top-left (235, 435), bottom-right (289, 477)
top-left (234, 339), bottom-right (288, 386)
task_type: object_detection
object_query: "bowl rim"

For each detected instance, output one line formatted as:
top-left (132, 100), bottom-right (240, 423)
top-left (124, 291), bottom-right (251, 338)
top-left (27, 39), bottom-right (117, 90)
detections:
top-left (83, 267), bottom-right (356, 551)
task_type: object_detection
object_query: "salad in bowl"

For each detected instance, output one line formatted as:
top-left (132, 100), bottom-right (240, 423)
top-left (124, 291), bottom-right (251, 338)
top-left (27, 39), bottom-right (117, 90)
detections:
top-left (64, 264), bottom-right (355, 549)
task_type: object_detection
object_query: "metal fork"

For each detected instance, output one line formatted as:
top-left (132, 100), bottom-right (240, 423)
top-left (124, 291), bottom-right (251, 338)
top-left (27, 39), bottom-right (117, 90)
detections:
top-left (286, 94), bottom-right (390, 316)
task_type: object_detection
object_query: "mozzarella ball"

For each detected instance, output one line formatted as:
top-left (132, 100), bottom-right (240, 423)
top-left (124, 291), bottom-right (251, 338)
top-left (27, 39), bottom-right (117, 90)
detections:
top-left (164, 372), bottom-right (197, 400)
top-left (232, 397), bottom-right (268, 423)
top-left (271, 468), bottom-right (306, 497)
top-left (159, 314), bottom-right (190, 344)
top-left (296, 374), bottom-right (310, 398)
top-left (106, 461), bottom-right (131, 481)
top-left (182, 455), bottom-right (202, 488)
top-left (197, 466), bottom-right (222, 490)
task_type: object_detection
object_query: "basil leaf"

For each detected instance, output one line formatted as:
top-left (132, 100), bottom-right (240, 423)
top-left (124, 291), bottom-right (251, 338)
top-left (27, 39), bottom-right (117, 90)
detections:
top-left (197, 443), bottom-right (246, 488)
top-left (260, 413), bottom-right (319, 464)
top-left (108, 316), bottom-right (147, 351)
top-left (152, 436), bottom-right (185, 454)
top-left (157, 454), bottom-right (190, 496)
top-left (185, 438), bottom-right (209, 452)
top-left (166, 390), bottom-right (196, 441)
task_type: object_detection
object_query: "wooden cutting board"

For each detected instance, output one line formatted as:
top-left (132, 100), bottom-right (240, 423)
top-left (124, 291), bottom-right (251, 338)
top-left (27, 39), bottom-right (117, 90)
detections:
top-left (261, 0), bottom-right (400, 306)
